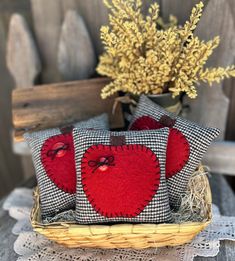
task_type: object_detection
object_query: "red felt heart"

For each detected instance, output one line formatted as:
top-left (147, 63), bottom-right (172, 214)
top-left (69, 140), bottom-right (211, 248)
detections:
top-left (81, 144), bottom-right (160, 218)
top-left (41, 133), bottom-right (76, 194)
top-left (130, 116), bottom-right (190, 179)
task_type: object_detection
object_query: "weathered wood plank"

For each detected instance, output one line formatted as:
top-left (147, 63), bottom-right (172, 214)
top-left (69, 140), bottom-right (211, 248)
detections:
top-left (6, 13), bottom-right (41, 181)
top-left (61, 0), bottom-right (77, 12)
top-left (57, 10), bottom-right (96, 81)
top-left (225, 78), bottom-right (235, 192)
top-left (63, 0), bottom-right (162, 56)
top-left (30, 0), bottom-right (63, 83)
top-left (183, 0), bottom-right (235, 139)
top-left (6, 13), bottom-right (41, 88)
top-left (0, 0), bottom-right (32, 196)
top-left (226, 78), bottom-right (235, 140)
top-left (162, 0), bottom-right (235, 141)
top-left (203, 141), bottom-right (235, 176)
top-left (72, 0), bottom-right (109, 56)
top-left (0, 16), bottom-right (23, 198)
top-left (12, 78), bottom-right (124, 141)
top-left (227, 0), bottom-right (235, 23)
top-left (71, 0), bottom-right (161, 56)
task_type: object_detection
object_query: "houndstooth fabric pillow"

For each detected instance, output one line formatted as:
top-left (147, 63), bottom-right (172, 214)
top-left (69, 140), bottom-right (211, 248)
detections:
top-left (129, 95), bottom-right (220, 209)
top-left (24, 114), bottom-right (109, 218)
top-left (73, 128), bottom-right (172, 224)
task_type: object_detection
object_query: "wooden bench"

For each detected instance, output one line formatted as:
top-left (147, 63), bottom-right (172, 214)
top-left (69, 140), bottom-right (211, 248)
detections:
top-left (1, 0), bottom-right (235, 260)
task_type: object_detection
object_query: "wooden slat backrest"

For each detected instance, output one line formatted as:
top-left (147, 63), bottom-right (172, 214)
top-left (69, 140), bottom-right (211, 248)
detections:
top-left (161, 0), bottom-right (235, 176)
top-left (8, 0), bottom-right (235, 176)
top-left (184, 0), bottom-right (235, 139)
top-left (161, 0), bottom-right (235, 140)
top-left (12, 77), bottom-right (124, 142)
top-left (30, 0), bottom-right (63, 83)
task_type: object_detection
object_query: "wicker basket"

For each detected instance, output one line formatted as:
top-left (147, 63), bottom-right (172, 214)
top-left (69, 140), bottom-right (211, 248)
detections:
top-left (31, 172), bottom-right (212, 249)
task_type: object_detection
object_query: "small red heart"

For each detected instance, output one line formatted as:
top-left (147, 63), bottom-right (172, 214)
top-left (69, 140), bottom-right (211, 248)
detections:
top-left (41, 133), bottom-right (76, 194)
top-left (81, 144), bottom-right (160, 218)
top-left (130, 116), bottom-right (190, 179)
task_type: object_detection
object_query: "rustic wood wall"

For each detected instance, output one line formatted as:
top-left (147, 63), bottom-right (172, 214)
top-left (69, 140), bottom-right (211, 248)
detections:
top-left (0, 0), bottom-right (32, 198)
top-left (0, 0), bottom-right (234, 197)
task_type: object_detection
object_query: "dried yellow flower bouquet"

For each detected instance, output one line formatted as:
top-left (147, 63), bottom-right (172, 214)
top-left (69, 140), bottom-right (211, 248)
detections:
top-left (97, 0), bottom-right (235, 99)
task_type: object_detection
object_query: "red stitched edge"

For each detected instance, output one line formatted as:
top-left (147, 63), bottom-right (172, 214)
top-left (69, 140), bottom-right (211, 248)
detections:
top-left (165, 129), bottom-right (190, 179)
top-left (129, 115), bottom-right (163, 130)
top-left (41, 132), bottom-right (76, 194)
top-left (81, 144), bottom-right (161, 218)
top-left (129, 115), bottom-right (190, 180)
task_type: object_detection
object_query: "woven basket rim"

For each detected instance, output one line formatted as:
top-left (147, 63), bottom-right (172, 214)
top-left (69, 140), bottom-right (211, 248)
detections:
top-left (30, 170), bottom-right (212, 248)
top-left (31, 172), bottom-right (212, 233)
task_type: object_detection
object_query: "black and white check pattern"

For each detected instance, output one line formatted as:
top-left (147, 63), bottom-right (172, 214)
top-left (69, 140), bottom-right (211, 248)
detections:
top-left (129, 95), bottom-right (220, 209)
top-left (24, 114), bottom-right (109, 217)
top-left (73, 128), bottom-right (172, 224)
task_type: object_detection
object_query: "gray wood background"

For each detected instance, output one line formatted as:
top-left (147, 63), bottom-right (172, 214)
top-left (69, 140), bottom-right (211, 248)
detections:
top-left (0, 0), bottom-right (234, 198)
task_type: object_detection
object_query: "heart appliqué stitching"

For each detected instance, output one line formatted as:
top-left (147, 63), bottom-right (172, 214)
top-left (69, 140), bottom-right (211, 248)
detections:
top-left (81, 144), bottom-right (161, 218)
top-left (130, 115), bottom-right (190, 179)
top-left (41, 133), bottom-right (76, 194)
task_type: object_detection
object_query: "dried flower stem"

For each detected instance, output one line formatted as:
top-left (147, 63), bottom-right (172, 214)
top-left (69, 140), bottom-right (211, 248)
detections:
top-left (97, 0), bottom-right (235, 99)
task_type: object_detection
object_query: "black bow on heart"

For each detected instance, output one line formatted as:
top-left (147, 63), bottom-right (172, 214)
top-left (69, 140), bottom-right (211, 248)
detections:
top-left (47, 144), bottom-right (70, 160)
top-left (88, 156), bottom-right (115, 173)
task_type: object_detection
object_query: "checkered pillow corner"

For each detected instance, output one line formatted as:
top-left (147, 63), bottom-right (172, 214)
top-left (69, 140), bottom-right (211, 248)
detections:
top-left (129, 95), bottom-right (220, 209)
top-left (24, 114), bottom-right (109, 217)
top-left (73, 128), bottom-right (172, 224)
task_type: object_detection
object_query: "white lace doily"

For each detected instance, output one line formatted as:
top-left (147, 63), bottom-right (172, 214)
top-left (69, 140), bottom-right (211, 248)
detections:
top-left (3, 188), bottom-right (235, 261)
